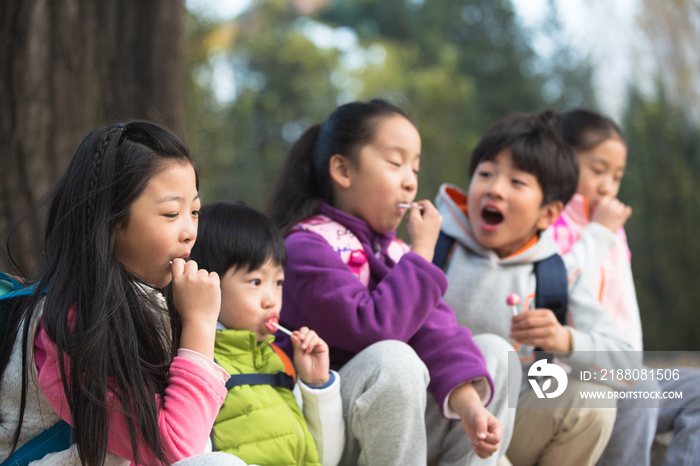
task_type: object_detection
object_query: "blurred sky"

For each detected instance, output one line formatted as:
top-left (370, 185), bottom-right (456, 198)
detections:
top-left (186, 0), bottom-right (647, 119)
top-left (511, 0), bottom-right (644, 119)
top-left (186, 0), bottom-right (251, 20)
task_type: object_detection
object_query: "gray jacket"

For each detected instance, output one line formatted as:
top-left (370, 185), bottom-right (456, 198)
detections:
top-left (435, 183), bottom-right (639, 391)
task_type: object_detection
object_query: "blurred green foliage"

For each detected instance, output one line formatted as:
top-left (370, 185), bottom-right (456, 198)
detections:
top-left (185, 0), bottom-right (700, 350)
top-left (185, 0), bottom-right (594, 207)
top-left (622, 87), bottom-right (700, 351)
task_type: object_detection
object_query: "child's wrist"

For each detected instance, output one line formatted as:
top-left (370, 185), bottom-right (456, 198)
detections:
top-left (564, 328), bottom-right (574, 352)
top-left (181, 314), bottom-right (218, 331)
top-left (411, 244), bottom-right (434, 262)
top-left (448, 382), bottom-right (481, 417)
top-left (301, 371), bottom-right (332, 387)
top-left (592, 219), bottom-right (618, 234)
top-left (180, 318), bottom-right (218, 359)
top-left (551, 327), bottom-right (573, 353)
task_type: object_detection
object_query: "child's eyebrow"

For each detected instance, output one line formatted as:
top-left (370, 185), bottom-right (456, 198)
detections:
top-left (157, 193), bottom-right (201, 203)
top-left (382, 146), bottom-right (421, 158)
top-left (382, 145), bottom-right (406, 154)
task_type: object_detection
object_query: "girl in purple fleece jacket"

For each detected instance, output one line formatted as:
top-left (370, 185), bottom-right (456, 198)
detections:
top-left (268, 99), bottom-right (517, 466)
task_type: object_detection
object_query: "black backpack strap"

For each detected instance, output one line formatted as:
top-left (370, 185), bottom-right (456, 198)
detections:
top-left (534, 254), bottom-right (569, 360)
top-left (225, 372), bottom-right (295, 391)
top-left (432, 231), bottom-right (456, 269)
top-left (534, 254), bottom-right (568, 324)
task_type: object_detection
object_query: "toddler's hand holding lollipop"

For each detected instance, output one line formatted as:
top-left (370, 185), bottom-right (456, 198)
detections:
top-left (266, 318), bottom-right (331, 387)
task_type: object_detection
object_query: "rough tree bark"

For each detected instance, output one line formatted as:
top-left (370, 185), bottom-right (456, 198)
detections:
top-left (0, 0), bottom-right (186, 274)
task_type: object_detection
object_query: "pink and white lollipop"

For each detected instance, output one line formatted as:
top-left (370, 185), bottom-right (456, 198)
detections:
top-left (506, 293), bottom-right (521, 316)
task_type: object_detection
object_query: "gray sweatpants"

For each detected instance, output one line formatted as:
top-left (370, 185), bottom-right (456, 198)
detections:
top-left (657, 367), bottom-right (700, 466)
top-left (338, 334), bottom-right (516, 466)
top-left (595, 373), bottom-right (660, 466)
top-left (596, 366), bottom-right (700, 466)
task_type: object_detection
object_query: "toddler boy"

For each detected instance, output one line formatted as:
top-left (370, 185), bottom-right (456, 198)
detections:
top-left (189, 202), bottom-right (344, 466)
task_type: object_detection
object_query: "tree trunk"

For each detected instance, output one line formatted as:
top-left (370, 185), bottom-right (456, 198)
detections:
top-left (0, 0), bottom-right (186, 274)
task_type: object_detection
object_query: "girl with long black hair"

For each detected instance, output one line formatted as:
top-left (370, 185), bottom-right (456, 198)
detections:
top-left (0, 121), bottom-right (244, 466)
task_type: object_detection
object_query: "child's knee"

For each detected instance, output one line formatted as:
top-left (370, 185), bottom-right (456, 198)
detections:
top-left (564, 405), bottom-right (617, 454)
top-left (366, 340), bottom-right (429, 388)
top-left (473, 333), bottom-right (520, 394)
top-left (340, 340), bottom-right (429, 404)
top-left (473, 334), bottom-right (515, 374)
top-left (562, 384), bottom-right (617, 438)
top-left (340, 340), bottom-right (429, 429)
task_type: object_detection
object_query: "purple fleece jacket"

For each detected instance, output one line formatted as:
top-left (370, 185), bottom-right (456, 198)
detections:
top-left (277, 203), bottom-right (494, 415)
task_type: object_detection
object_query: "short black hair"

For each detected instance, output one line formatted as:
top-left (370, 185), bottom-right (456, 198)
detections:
top-left (190, 202), bottom-right (287, 277)
top-left (469, 110), bottom-right (579, 206)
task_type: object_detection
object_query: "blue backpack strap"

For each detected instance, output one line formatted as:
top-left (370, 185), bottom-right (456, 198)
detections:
top-left (1, 272), bottom-right (21, 295)
top-left (534, 254), bottom-right (568, 324)
top-left (0, 273), bottom-right (38, 302)
top-left (225, 372), bottom-right (295, 391)
top-left (1, 274), bottom-right (69, 465)
top-left (432, 231), bottom-right (456, 269)
top-left (1, 274), bottom-right (38, 347)
top-left (0, 272), bottom-right (24, 292)
top-left (0, 420), bottom-right (74, 466)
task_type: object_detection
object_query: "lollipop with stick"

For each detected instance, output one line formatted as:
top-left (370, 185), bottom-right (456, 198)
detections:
top-left (506, 293), bottom-right (521, 316)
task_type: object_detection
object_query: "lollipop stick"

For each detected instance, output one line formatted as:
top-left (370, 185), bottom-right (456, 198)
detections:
top-left (273, 321), bottom-right (294, 336)
top-left (398, 203), bottom-right (424, 210)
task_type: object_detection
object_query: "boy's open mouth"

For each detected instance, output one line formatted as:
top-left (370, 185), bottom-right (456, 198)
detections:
top-left (481, 206), bottom-right (504, 225)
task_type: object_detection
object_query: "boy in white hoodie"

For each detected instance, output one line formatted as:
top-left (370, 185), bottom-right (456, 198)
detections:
top-left (435, 111), bottom-right (638, 466)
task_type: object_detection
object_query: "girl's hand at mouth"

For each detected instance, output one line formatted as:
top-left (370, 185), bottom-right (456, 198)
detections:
top-left (406, 200), bottom-right (442, 263)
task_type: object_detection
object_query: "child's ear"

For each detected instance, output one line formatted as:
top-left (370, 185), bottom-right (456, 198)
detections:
top-left (536, 200), bottom-right (563, 230)
top-left (329, 154), bottom-right (352, 189)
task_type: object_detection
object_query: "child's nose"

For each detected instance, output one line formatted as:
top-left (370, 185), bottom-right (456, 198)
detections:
top-left (180, 217), bottom-right (197, 243)
top-left (261, 288), bottom-right (277, 309)
top-left (486, 175), bottom-right (506, 198)
top-left (599, 176), bottom-right (614, 195)
top-left (401, 169), bottom-right (417, 192)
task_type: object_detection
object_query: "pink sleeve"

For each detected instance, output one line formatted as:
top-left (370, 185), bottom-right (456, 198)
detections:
top-left (35, 321), bottom-right (228, 465)
top-left (550, 215), bottom-right (575, 255)
top-left (177, 348), bottom-right (230, 384)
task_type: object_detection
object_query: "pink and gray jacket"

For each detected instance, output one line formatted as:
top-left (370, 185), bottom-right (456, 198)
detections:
top-left (548, 193), bottom-right (643, 351)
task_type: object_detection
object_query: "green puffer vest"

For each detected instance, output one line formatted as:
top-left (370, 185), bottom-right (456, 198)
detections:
top-left (212, 330), bottom-right (321, 466)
